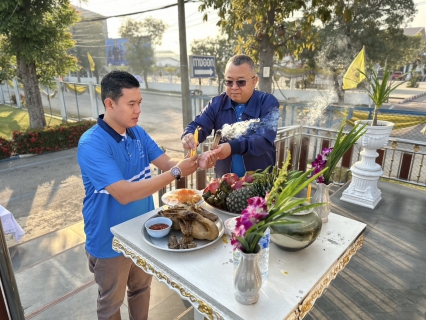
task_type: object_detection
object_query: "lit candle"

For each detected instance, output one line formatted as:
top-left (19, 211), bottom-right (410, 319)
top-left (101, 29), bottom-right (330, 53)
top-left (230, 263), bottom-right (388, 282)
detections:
top-left (307, 184), bottom-right (312, 202)
top-left (190, 126), bottom-right (201, 157)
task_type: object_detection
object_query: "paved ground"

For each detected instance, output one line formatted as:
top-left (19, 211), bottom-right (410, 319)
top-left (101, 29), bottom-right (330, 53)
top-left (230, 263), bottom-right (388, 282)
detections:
top-left (306, 181), bottom-right (426, 320)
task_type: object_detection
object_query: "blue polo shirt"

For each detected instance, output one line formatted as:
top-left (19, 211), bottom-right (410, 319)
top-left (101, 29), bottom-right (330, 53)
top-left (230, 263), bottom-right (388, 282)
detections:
top-left (77, 115), bottom-right (164, 258)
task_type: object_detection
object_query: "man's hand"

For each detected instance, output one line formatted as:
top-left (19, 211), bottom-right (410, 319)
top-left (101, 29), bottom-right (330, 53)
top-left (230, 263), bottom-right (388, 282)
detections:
top-left (198, 150), bottom-right (219, 169)
top-left (181, 133), bottom-right (197, 151)
top-left (212, 143), bottom-right (231, 160)
top-left (175, 154), bottom-right (199, 177)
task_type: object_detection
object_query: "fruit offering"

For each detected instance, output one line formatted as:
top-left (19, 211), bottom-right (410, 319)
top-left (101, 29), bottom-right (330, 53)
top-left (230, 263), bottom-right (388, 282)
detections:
top-left (202, 169), bottom-right (277, 213)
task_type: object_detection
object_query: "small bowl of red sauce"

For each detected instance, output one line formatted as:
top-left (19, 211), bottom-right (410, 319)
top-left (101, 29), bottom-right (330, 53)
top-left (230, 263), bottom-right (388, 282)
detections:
top-left (145, 216), bottom-right (172, 238)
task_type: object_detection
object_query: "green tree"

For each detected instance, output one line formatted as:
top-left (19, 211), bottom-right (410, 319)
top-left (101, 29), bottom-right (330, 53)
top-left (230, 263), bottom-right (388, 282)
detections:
top-left (119, 17), bottom-right (167, 88)
top-left (0, 0), bottom-right (79, 128)
top-left (0, 36), bottom-right (17, 82)
top-left (385, 33), bottom-right (425, 70)
top-left (199, 0), bottom-right (352, 93)
top-left (312, 0), bottom-right (417, 103)
top-left (191, 36), bottom-right (236, 94)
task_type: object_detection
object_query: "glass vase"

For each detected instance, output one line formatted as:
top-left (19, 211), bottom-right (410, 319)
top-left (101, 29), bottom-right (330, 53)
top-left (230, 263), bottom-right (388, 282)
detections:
top-left (234, 244), bottom-right (262, 305)
top-left (270, 207), bottom-right (322, 251)
top-left (312, 182), bottom-right (333, 223)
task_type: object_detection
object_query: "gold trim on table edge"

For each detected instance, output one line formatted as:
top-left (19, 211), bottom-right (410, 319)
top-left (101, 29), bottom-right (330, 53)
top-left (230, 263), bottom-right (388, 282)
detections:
top-left (112, 238), bottom-right (224, 320)
top-left (288, 233), bottom-right (365, 320)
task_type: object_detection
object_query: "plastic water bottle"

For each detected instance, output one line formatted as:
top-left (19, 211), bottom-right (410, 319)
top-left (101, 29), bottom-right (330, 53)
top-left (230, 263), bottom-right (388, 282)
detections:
top-left (258, 228), bottom-right (270, 281)
top-left (233, 228), bottom-right (270, 281)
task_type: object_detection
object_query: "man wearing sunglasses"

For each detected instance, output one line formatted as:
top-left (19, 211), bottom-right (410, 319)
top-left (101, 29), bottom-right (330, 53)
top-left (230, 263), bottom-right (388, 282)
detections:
top-left (182, 54), bottom-right (279, 178)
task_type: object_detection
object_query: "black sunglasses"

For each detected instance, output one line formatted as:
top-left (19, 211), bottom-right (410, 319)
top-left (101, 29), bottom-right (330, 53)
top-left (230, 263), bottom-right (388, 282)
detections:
top-left (223, 76), bottom-right (256, 87)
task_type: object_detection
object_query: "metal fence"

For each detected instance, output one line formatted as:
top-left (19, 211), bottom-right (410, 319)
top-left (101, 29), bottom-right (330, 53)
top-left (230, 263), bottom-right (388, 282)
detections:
top-left (156, 123), bottom-right (426, 204)
top-left (190, 97), bottom-right (426, 140)
top-left (0, 80), bottom-right (103, 122)
top-left (2, 81), bottom-right (425, 190)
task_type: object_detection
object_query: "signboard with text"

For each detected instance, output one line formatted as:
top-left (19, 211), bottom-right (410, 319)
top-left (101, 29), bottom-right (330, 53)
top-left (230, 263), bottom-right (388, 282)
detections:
top-left (189, 55), bottom-right (216, 78)
top-left (106, 38), bottom-right (129, 66)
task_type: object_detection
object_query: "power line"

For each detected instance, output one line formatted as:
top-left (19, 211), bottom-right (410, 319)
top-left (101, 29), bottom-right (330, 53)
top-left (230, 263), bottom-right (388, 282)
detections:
top-left (78, 0), bottom-right (198, 23)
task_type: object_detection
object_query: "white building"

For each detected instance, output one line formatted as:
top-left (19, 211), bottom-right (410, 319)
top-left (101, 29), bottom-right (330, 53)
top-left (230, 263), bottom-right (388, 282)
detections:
top-left (155, 50), bottom-right (180, 67)
top-left (156, 57), bottom-right (180, 67)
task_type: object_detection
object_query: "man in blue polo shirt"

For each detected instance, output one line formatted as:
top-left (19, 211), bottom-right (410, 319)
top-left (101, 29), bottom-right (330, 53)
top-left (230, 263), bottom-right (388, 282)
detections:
top-left (77, 71), bottom-right (216, 320)
top-left (182, 54), bottom-right (279, 177)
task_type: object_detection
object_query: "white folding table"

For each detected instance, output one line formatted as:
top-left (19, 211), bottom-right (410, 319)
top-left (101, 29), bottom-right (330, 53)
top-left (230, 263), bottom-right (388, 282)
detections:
top-left (111, 203), bottom-right (366, 320)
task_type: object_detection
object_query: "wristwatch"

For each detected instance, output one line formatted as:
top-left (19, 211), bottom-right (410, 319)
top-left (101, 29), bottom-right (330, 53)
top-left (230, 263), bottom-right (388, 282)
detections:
top-left (170, 166), bottom-right (181, 181)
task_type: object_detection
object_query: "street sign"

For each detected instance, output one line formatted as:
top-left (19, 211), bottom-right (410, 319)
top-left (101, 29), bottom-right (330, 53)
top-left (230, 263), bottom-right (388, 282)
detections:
top-left (189, 55), bottom-right (216, 78)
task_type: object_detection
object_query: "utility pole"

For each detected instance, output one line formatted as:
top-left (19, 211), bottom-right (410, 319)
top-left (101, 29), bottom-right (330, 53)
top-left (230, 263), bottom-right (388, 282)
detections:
top-left (177, 0), bottom-right (192, 130)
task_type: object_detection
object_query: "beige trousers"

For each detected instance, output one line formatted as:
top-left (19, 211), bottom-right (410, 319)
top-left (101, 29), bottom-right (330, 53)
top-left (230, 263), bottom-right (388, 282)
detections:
top-left (86, 251), bottom-right (153, 320)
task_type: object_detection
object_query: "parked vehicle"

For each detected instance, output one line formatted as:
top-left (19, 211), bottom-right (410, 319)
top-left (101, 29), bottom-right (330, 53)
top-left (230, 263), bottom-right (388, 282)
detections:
top-left (391, 71), bottom-right (406, 80)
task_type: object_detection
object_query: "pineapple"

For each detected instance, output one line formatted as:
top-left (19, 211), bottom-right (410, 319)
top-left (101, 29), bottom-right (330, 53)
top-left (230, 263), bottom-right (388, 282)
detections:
top-left (250, 170), bottom-right (277, 198)
top-left (226, 186), bottom-right (257, 213)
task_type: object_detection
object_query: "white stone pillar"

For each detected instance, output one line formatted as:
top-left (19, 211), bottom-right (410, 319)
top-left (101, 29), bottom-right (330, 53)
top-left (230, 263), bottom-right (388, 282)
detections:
top-left (88, 81), bottom-right (98, 119)
top-left (12, 78), bottom-right (22, 108)
top-left (340, 120), bottom-right (394, 209)
top-left (56, 80), bottom-right (68, 121)
top-left (0, 84), bottom-right (5, 104)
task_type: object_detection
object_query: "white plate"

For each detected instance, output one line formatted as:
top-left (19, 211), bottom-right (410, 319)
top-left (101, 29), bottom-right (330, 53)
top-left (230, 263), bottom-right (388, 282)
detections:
top-left (141, 213), bottom-right (225, 252)
top-left (161, 189), bottom-right (204, 206)
top-left (202, 202), bottom-right (240, 217)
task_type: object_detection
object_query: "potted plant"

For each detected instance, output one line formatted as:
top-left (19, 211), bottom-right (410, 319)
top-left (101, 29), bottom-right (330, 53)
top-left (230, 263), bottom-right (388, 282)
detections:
top-left (340, 67), bottom-right (405, 208)
top-left (361, 67), bottom-right (405, 126)
top-left (406, 71), bottom-right (420, 88)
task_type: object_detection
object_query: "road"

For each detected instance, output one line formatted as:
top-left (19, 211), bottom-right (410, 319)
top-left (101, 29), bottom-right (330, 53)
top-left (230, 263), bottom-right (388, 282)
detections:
top-left (388, 93), bottom-right (426, 111)
top-left (39, 90), bottom-right (187, 159)
top-left (385, 81), bottom-right (426, 112)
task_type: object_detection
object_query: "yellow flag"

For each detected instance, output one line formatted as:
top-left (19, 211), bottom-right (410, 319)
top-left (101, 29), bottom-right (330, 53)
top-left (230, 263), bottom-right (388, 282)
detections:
top-left (87, 53), bottom-right (95, 71)
top-left (342, 47), bottom-right (366, 90)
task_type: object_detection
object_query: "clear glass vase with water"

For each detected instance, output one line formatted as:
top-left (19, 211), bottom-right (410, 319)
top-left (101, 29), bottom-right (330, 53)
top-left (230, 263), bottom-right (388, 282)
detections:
top-left (233, 228), bottom-right (270, 281)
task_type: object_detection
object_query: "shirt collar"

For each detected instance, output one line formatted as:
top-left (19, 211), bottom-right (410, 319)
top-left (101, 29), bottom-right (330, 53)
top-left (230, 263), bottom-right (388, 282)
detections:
top-left (97, 114), bottom-right (136, 143)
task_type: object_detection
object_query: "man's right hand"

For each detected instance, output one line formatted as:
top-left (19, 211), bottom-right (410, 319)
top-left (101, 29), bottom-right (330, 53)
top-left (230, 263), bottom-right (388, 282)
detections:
top-left (181, 133), bottom-right (197, 151)
top-left (176, 154), bottom-right (198, 177)
top-left (212, 143), bottom-right (231, 160)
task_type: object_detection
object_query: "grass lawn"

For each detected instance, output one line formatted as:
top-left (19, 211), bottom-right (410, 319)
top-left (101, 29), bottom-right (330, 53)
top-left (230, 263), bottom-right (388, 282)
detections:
top-left (0, 104), bottom-right (63, 140)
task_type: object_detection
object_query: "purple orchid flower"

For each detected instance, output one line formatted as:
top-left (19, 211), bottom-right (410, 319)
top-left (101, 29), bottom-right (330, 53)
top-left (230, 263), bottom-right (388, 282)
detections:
top-left (231, 197), bottom-right (269, 251)
top-left (239, 197), bottom-right (268, 230)
top-left (311, 147), bottom-right (333, 183)
top-left (322, 147), bottom-right (333, 157)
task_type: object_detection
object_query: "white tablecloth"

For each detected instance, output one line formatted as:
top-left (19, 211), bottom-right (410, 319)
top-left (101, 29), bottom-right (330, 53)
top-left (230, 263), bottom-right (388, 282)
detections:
top-left (0, 205), bottom-right (25, 242)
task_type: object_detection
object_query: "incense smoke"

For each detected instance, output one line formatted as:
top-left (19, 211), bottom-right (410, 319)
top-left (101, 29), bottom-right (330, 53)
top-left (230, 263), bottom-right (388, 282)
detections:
top-left (220, 109), bottom-right (280, 141)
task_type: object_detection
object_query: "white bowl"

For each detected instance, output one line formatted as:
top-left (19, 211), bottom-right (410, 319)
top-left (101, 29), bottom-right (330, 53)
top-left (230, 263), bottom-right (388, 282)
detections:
top-left (145, 217), bottom-right (172, 238)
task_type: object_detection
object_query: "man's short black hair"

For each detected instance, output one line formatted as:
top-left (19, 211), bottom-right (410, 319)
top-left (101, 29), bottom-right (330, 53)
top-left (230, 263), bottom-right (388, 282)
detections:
top-left (226, 54), bottom-right (256, 73)
top-left (101, 71), bottom-right (140, 106)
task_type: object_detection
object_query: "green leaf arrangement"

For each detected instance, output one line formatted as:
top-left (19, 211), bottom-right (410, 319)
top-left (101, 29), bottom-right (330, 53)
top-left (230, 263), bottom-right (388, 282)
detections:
top-left (359, 67), bottom-right (406, 126)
